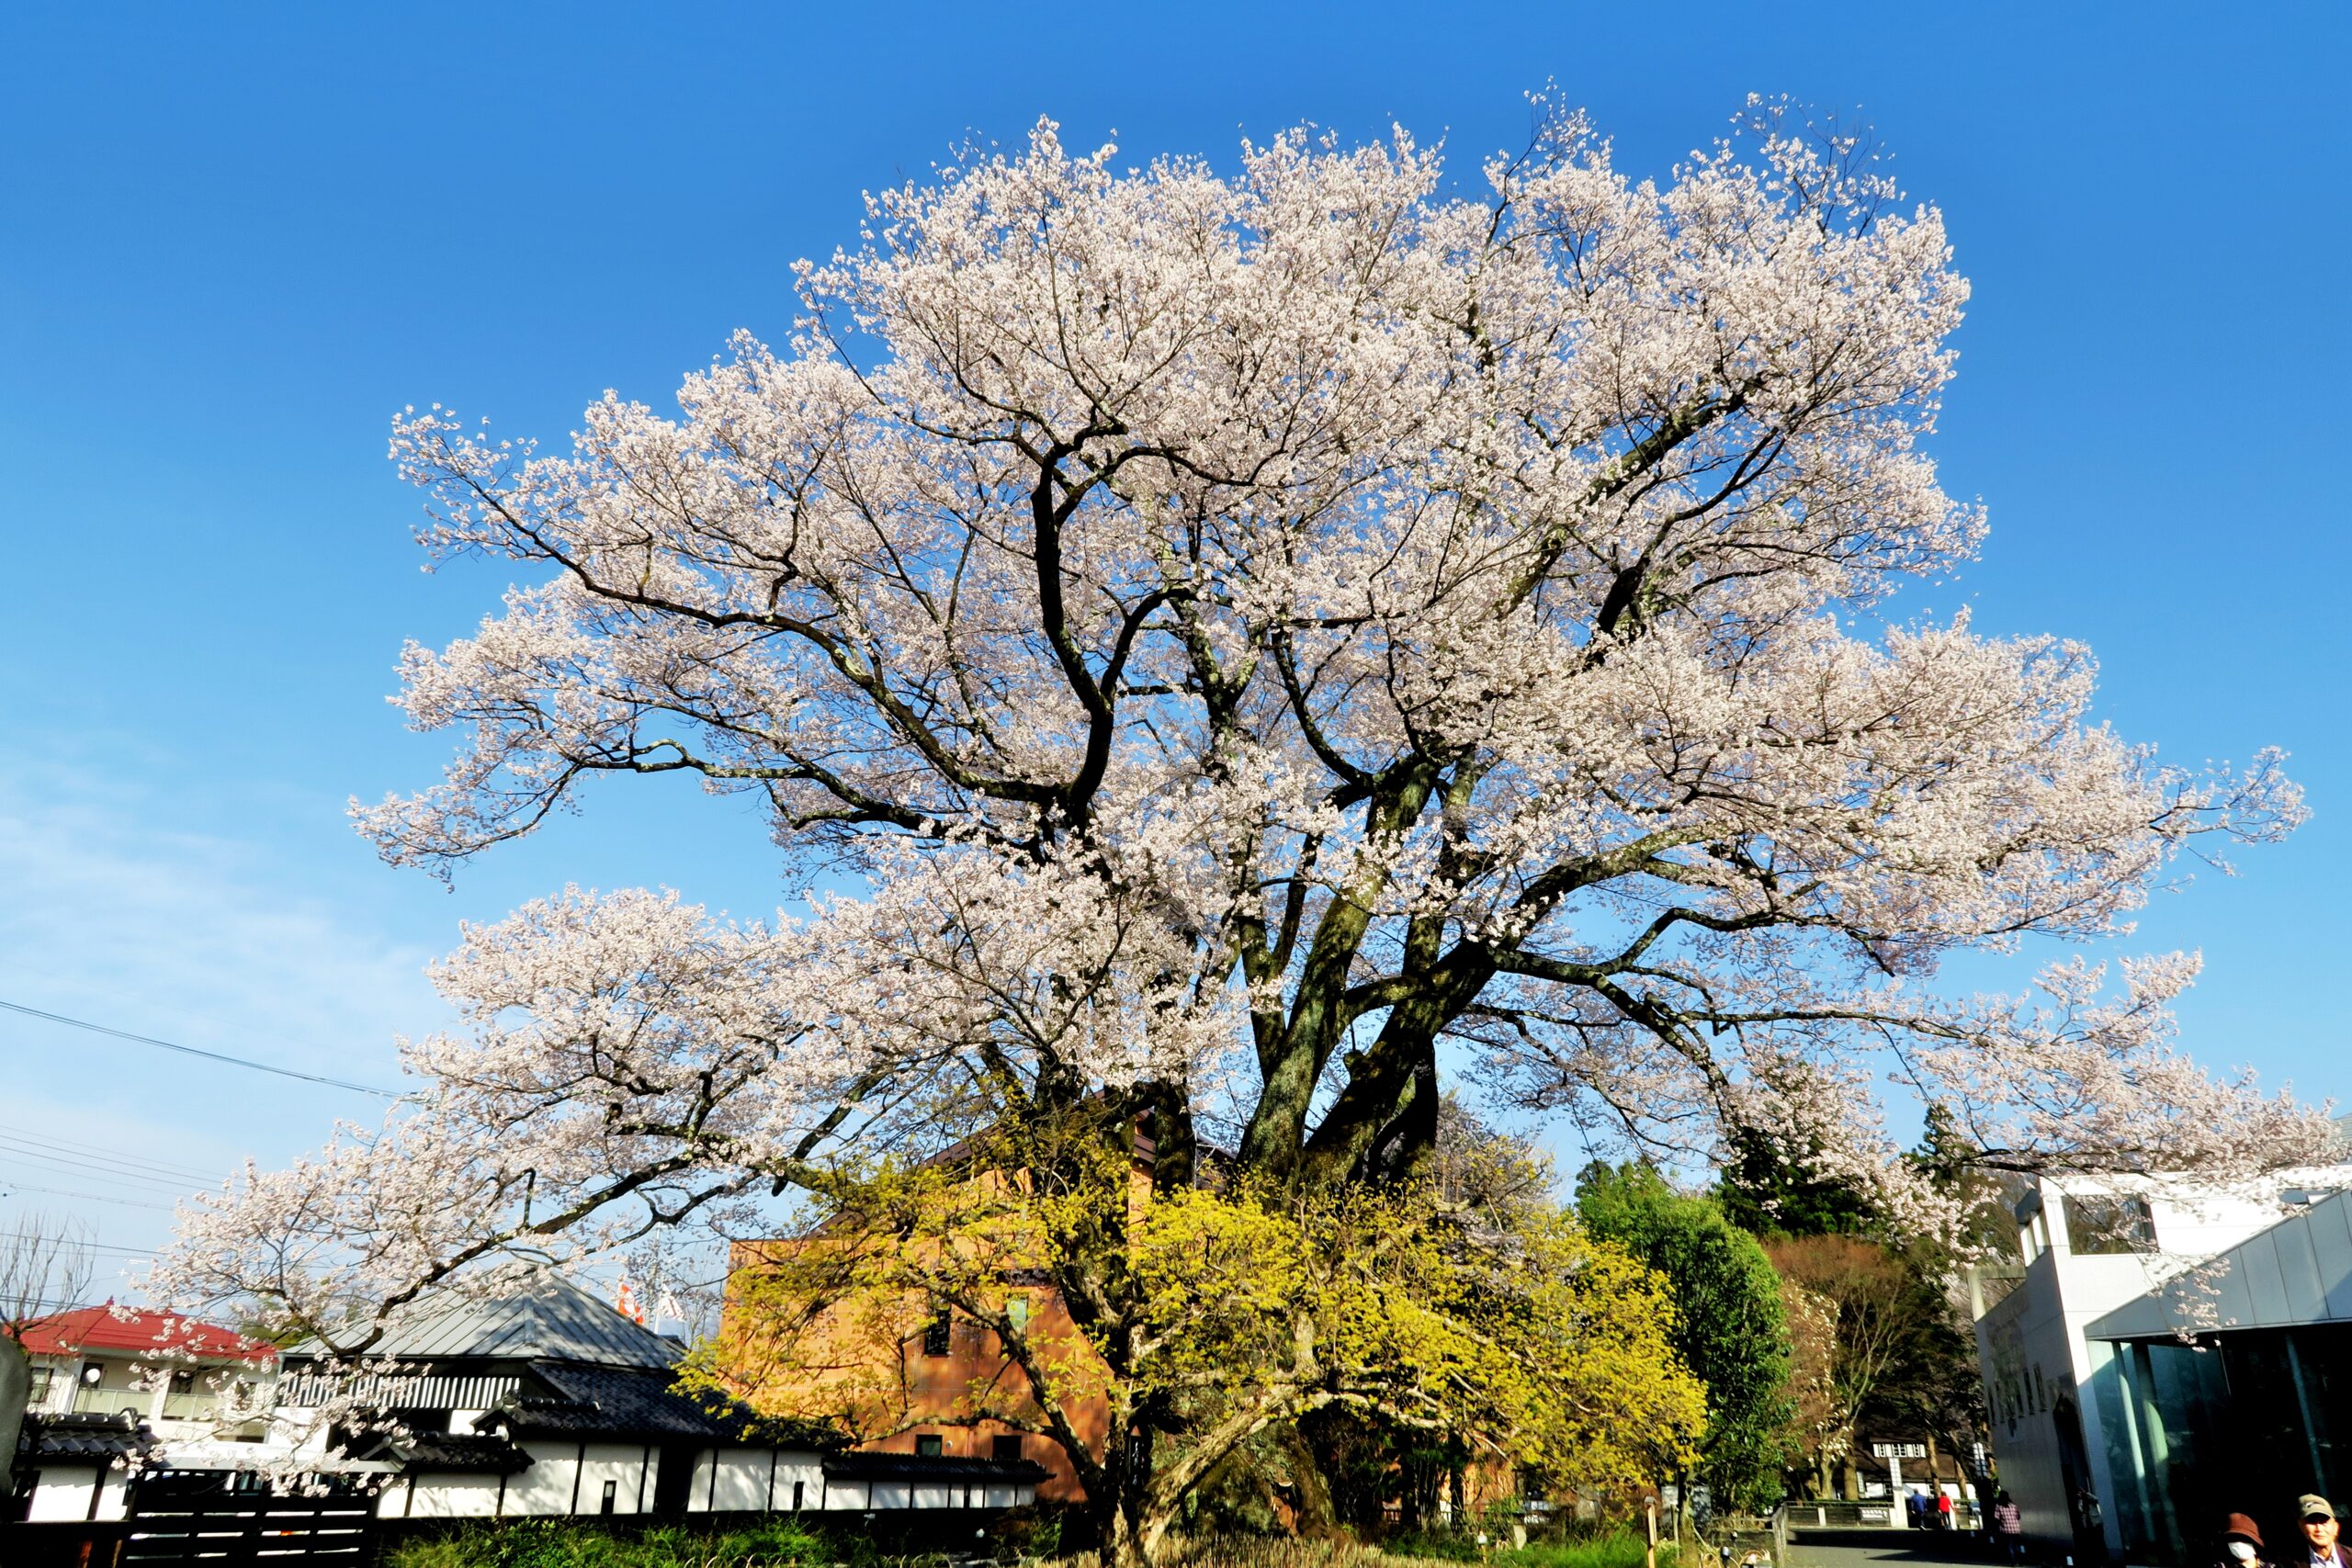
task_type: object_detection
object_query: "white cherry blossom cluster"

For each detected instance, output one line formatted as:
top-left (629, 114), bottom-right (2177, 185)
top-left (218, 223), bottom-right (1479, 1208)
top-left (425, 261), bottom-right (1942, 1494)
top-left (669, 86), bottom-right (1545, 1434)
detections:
top-left (159, 99), bottom-right (2320, 1332)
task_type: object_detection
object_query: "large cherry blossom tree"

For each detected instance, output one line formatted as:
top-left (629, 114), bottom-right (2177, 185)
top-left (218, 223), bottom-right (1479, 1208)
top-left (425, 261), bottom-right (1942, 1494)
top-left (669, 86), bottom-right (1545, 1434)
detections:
top-left (162, 96), bottom-right (2315, 1469)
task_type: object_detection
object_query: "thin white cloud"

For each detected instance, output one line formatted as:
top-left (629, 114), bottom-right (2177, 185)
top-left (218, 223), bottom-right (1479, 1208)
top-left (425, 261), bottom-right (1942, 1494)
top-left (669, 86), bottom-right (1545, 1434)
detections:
top-left (0, 751), bottom-right (452, 1266)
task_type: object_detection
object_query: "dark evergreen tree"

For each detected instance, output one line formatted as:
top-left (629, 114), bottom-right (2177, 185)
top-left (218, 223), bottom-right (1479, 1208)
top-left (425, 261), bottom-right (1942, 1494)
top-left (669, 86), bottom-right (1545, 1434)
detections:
top-left (1577, 1162), bottom-right (1796, 1512)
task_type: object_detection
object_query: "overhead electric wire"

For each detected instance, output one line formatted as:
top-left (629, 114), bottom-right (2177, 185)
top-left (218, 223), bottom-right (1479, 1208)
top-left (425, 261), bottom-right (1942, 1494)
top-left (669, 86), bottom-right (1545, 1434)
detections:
top-left (0, 1145), bottom-right (216, 1196)
top-left (0, 1231), bottom-right (158, 1258)
top-left (0, 1135), bottom-right (217, 1189)
top-left (0, 1122), bottom-right (222, 1179)
top-left (0, 1134), bottom-right (221, 1188)
top-left (0, 998), bottom-right (400, 1098)
top-left (0, 1142), bottom-right (213, 1189)
top-left (0, 1122), bottom-right (230, 1183)
top-left (0, 1178), bottom-right (173, 1212)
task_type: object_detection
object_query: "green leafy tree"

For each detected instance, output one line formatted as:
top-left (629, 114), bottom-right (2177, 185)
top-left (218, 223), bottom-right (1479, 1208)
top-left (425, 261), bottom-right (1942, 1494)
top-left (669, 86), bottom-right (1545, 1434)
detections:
top-left (1723, 1110), bottom-right (2003, 1506)
top-left (1713, 1127), bottom-right (1875, 1240)
top-left (1577, 1162), bottom-right (1794, 1512)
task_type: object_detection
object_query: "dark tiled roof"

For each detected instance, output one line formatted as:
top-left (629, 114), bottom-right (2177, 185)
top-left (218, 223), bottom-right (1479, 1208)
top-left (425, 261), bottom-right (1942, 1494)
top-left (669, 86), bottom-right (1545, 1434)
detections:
top-left (474, 1362), bottom-right (842, 1450)
top-left (352, 1430), bottom-right (533, 1475)
top-left (501, 1362), bottom-right (728, 1440)
top-left (17, 1411), bottom-right (158, 1461)
top-left (822, 1452), bottom-right (1049, 1485)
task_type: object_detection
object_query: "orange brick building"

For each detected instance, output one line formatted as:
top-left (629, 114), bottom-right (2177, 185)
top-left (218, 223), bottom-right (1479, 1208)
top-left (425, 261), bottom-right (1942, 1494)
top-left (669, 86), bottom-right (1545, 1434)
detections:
top-left (719, 1242), bottom-right (1108, 1505)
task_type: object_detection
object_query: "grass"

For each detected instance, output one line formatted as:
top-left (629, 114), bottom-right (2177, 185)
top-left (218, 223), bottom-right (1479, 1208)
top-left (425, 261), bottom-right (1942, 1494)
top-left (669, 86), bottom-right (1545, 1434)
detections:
top-left (1155, 1529), bottom-right (1677, 1568)
top-left (384, 1519), bottom-right (1678, 1568)
top-left (1496, 1533), bottom-right (1679, 1568)
top-left (386, 1517), bottom-right (836, 1568)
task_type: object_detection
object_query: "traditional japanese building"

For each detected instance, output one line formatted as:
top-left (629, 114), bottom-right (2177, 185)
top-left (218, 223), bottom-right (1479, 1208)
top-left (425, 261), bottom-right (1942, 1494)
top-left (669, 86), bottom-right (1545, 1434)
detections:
top-left (275, 1271), bottom-right (1045, 1519)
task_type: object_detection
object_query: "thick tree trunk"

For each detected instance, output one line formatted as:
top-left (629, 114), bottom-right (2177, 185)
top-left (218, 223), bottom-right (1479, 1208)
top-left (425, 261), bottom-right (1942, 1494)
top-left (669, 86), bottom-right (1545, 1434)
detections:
top-left (1283, 1423), bottom-right (1338, 1533)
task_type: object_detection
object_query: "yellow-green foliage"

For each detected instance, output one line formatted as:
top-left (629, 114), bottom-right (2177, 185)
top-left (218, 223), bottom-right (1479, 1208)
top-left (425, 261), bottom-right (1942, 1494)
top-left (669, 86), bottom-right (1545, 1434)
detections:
top-left (693, 1107), bottom-right (1701, 1518)
top-left (1125, 1184), bottom-right (1702, 1494)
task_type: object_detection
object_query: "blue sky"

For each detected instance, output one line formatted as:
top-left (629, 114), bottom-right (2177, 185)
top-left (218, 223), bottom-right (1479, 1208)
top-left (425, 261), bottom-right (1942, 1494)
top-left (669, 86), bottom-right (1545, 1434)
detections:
top-left (1, 2), bottom-right (2346, 1278)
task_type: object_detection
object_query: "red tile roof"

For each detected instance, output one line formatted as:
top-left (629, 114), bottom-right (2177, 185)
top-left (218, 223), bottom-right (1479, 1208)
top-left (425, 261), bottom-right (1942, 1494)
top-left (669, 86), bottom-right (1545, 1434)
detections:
top-left (14, 1305), bottom-right (276, 1364)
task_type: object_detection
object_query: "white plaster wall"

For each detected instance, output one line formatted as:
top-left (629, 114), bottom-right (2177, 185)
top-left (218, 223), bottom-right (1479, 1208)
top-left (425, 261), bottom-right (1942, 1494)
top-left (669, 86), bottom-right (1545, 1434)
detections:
top-left (505, 1439), bottom-right (585, 1516)
top-left (23, 1465), bottom-right (104, 1522)
top-left (704, 1450), bottom-right (777, 1511)
top-left (579, 1443), bottom-right (647, 1516)
top-left (775, 1454), bottom-right (823, 1512)
top-left (406, 1472), bottom-right (503, 1518)
top-left (806, 1470), bottom-right (1028, 1512)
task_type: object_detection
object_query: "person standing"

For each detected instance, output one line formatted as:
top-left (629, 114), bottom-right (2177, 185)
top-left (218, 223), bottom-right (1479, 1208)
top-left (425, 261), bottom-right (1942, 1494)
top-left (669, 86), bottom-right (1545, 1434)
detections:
top-left (2295, 1496), bottom-right (2352, 1568)
top-left (1993, 1492), bottom-right (2025, 1564)
top-left (1938, 1490), bottom-right (1955, 1531)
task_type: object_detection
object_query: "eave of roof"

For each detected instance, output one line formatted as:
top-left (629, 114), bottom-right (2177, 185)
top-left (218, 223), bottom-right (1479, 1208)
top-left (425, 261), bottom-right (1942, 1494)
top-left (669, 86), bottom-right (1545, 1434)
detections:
top-left (17, 1412), bottom-right (158, 1461)
top-left (352, 1430), bottom-right (534, 1475)
top-left (15, 1306), bottom-right (276, 1364)
top-left (471, 1361), bottom-right (841, 1450)
top-left (821, 1452), bottom-right (1049, 1484)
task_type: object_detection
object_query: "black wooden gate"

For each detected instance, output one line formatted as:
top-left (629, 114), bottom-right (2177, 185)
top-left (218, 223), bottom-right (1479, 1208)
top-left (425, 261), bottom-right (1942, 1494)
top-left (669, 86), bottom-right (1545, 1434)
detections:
top-left (122, 1471), bottom-right (379, 1566)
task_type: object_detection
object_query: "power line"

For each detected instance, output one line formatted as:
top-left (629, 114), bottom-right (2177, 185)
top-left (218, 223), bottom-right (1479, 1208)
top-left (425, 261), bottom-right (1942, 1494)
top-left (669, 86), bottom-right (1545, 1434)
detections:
top-left (0, 1145), bottom-right (215, 1195)
top-left (0, 1179), bottom-right (173, 1213)
top-left (0, 1231), bottom-right (157, 1258)
top-left (0, 1167), bottom-right (190, 1209)
top-left (0, 1122), bottom-right (232, 1182)
top-left (0, 998), bottom-right (400, 1098)
top-left (0, 1137), bottom-right (216, 1186)
top-left (0, 1128), bottom-right (219, 1189)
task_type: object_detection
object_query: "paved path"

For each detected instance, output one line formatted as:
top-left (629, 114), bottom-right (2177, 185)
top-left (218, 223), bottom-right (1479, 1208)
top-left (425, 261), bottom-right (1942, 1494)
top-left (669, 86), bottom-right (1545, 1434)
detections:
top-left (1785, 1528), bottom-right (1999, 1568)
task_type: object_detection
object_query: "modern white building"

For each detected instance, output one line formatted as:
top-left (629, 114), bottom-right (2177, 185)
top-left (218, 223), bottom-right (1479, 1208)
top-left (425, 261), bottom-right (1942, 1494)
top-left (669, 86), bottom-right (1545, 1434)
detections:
top-left (9, 1304), bottom-right (276, 1523)
top-left (1973, 1162), bottom-right (2352, 1566)
top-left (13, 1304), bottom-right (274, 1445)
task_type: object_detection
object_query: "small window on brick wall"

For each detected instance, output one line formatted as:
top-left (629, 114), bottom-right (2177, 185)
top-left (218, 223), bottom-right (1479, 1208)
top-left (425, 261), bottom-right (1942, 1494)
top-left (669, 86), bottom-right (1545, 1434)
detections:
top-left (992, 1435), bottom-right (1024, 1462)
top-left (915, 1434), bottom-right (944, 1457)
top-left (922, 1310), bottom-right (952, 1357)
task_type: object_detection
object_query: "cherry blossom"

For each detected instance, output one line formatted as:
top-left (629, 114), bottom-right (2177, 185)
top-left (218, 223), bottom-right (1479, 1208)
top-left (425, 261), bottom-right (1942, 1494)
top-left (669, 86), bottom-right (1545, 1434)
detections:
top-left (157, 97), bottom-right (2318, 1338)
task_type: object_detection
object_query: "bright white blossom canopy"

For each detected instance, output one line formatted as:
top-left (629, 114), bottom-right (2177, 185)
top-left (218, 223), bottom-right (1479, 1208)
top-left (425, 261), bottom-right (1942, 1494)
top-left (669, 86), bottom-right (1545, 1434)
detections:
top-left (157, 100), bottom-right (2318, 1342)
